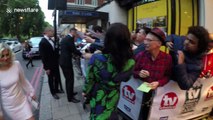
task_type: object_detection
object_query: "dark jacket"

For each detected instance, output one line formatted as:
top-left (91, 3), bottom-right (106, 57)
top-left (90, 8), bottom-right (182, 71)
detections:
top-left (133, 43), bottom-right (145, 55)
top-left (166, 34), bottom-right (204, 90)
top-left (89, 38), bottom-right (104, 53)
top-left (25, 44), bottom-right (32, 52)
top-left (59, 35), bottom-right (82, 68)
top-left (39, 37), bottom-right (58, 70)
top-left (173, 51), bottom-right (203, 90)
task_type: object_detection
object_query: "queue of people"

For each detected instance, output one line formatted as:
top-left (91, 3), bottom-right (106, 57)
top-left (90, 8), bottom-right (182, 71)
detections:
top-left (1, 23), bottom-right (212, 120)
top-left (82, 25), bottom-right (212, 119)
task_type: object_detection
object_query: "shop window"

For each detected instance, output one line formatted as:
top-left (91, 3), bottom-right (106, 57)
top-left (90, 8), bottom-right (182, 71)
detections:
top-left (92, 0), bottom-right (98, 6)
top-left (179, 0), bottom-right (193, 35)
top-left (75, 0), bottom-right (85, 5)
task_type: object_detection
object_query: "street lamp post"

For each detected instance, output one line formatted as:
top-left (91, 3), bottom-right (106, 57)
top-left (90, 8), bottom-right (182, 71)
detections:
top-left (53, 0), bottom-right (57, 41)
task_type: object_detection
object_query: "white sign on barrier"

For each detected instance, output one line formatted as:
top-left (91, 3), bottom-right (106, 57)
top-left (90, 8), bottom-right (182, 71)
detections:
top-left (149, 77), bottom-right (213, 120)
top-left (117, 77), bottom-right (213, 120)
top-left (117, 76), bottom-right (143, 120)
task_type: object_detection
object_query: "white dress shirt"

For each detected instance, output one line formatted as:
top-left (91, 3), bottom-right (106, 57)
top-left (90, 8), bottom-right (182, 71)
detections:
top-left (44, 35), bottom-right (54, 50)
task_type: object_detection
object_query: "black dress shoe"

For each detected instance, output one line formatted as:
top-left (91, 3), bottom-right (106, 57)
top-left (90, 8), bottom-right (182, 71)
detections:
top-left (68, 97), bottom-right (80, 103)
top-left (73, 92), bottom-right (78, 96)
top-left (56, 90), bottom-right (64, 93)
top-left (52, 94), bottom-right (60, 99)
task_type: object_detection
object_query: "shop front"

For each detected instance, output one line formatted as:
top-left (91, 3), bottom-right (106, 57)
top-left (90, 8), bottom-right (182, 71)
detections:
top-left (124, 0), bottom-right (198, 35)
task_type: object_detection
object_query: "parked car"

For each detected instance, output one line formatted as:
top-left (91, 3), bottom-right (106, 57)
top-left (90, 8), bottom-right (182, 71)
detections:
top-left (7, 38), bottom-right (19, 42)
top-left (5, 40), bottom-right (22, 52)
top-left (22, 37), bottom-right (42, 59)
top-left (0, 38), bottom-right (9, 43)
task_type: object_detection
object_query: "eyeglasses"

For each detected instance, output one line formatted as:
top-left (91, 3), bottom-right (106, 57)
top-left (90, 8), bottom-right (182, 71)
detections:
top-left (138, 31), bottom-right (146, 35)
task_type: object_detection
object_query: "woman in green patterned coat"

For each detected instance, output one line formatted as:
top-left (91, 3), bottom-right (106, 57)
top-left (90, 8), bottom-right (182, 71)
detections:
top-left (83, 23), bottom-right (135, 120)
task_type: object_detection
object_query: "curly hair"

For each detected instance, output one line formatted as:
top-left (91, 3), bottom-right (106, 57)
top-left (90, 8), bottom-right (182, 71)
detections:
top-left (187, 26), bottom-right (209, 54)
top-left (0, 43), bottom-right (14, 67)
top-left (103, 23), bottom-right (133, 72)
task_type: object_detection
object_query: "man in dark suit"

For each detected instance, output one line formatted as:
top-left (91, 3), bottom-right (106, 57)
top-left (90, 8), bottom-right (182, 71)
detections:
top-left (60, 28), bottom-right (82, 103)
top-left (39, 27), bottom-right (62, 99)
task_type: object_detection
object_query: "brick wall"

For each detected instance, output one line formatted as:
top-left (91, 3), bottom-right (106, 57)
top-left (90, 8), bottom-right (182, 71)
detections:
top-left (67, 0), bottom-right (75, 3)
top-left (98, 0), bottom-right (105, 6)
top-left (85, 0), bottom-right (91, 4)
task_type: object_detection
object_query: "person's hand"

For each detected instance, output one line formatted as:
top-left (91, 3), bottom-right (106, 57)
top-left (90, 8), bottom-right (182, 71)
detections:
top-left (83, 53), bottom-right (93, 59)
top-left (147, 81), bottom-right (159, 90)
top-left (31, 95), bottom-right (37, 100)
top-left (200, 70), bottom-right (213, 78)
top-left (82, 92), bottom-right (87, 100)
top-left (166, 42), bottom-right (174, 50)
top-left (177, 50), bottom-right (185, 64)
top-left (84, 36), bottom-right (95, 43)
top-left (94, 50), bottom-right (102, 54)
top-left (82, 92), bottom-right (86, 97)
top-left (139, 70), bottom-right (150, 78)
top-left (132, 44), bottom-right (138, 50)
top-left (206, 70), bottom-right (213, 78)
top-left (45, 70), bottom-right (50, 75)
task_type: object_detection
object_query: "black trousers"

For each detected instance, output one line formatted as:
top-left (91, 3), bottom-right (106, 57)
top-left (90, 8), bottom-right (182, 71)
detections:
top-left (55, 60), bottom-right (64, 91)
top-left (61, 66), bottom-right (75, 100)
top-left (26, 58), bottom-right (33, 67)
top-left (47, 66), bottom-right (60, 95)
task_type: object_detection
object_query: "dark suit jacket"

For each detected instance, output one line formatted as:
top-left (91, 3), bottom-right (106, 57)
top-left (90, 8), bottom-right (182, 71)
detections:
top-left (39, 37), bottom-right (58, 70)
top-left (59, 35), bottom-right (82, 68)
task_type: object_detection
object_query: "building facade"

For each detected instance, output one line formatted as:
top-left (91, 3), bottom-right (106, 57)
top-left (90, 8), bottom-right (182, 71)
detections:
top-left (96, 1), bottom-right (128, 25)
top-left (58, 0), bottom-right (108, 34)
top-left (116, 0), bottom-right (213, 36)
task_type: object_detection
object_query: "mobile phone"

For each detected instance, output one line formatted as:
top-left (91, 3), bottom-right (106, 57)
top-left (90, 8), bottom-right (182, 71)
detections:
top-left (28, 96), bottom-right (39, 109)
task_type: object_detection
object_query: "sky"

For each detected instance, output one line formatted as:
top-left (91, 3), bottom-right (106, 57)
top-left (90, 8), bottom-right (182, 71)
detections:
top-left (38, 0), bottom-right (53, 26)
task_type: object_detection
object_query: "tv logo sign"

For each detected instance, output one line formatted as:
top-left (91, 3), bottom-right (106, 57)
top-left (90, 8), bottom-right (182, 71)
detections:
top-left (160, 92), bottom-right (178, 110)
top-left (181, 85), bottom-right (202, 114)
top-left (206, 86), bottom-right (213, 100)
top-left (122, 85), bottom-right (136, 104)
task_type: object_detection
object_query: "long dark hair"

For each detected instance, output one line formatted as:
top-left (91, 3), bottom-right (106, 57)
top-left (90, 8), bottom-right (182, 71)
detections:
top-left (103, 23), bottom-right (133, 72)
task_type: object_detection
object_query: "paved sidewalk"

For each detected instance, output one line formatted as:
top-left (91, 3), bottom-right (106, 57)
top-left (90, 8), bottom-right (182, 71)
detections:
top-left (39, 65), bottom-right (90, 120)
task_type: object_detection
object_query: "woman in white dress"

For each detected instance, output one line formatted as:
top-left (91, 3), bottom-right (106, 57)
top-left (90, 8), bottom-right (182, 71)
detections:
top-left (0, 43), bottom-right (36, 120)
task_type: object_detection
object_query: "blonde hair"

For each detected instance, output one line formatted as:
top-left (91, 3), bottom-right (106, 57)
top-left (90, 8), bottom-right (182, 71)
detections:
top-left (44, 27), bottom-right (54, 33)
top-left (0, 43), bottom-right (15, 67)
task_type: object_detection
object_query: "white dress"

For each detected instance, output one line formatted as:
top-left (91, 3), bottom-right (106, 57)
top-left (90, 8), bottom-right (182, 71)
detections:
top-left (0, 61), bottom-right (35, 120)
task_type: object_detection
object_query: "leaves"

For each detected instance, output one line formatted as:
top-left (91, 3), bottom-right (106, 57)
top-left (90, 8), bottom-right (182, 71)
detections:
top-left (0, 0), bottom-right (48, 40)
